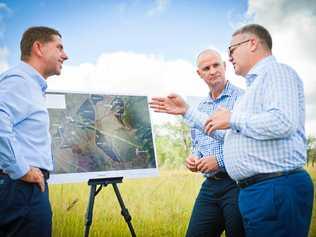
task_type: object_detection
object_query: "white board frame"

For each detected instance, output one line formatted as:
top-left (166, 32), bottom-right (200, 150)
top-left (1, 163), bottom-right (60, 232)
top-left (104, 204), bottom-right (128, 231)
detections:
top-left (46, 89), bottom-right (159, 184)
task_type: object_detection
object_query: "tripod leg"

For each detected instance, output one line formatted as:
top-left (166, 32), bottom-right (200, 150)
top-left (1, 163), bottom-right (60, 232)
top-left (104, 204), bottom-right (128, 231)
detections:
top-left (84, 184), bottom-right (97, 237)
top-left (112, 183), bottom-right (136, 237)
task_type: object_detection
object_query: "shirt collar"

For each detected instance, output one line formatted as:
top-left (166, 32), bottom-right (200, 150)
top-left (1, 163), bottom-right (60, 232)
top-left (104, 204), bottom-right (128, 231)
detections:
top-left (19, 61), bottom-right (48, 92)
top-left (245, 55), bottom-right (276, 87)
top-left (204, 80), bottom-right (232, 103)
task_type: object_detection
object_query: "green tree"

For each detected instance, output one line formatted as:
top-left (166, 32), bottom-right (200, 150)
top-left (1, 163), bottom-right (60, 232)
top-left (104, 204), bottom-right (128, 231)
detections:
top-left (307, 136), bottom-right (316, 167)
top-left (154, 118), bottom-right (191, 168)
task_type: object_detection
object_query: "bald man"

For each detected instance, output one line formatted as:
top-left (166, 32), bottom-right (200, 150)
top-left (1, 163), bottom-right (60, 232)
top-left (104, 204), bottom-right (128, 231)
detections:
top-left (150, 49), bottom-right (245, 237)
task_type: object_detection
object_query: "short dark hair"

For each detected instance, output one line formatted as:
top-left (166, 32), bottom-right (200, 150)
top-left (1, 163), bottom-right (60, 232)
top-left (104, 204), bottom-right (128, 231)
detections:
top-left (233, 24), bottom-right (272, 51)
top-left (20, 26), bottom-right (61, 61)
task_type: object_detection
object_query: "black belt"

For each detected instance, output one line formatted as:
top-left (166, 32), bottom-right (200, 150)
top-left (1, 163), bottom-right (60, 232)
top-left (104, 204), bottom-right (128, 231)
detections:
top-left (0, 168), bottom-right (50, 180)
top-left (40, 168), bottom-right (50, 180)
top-left (208, 171), bottom-right (230, 180)
top-left (237, 168), bottom-right (304, 189)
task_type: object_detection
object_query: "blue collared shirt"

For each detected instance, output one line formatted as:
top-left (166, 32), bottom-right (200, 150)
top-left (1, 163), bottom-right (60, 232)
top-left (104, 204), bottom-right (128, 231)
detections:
top-left (224, 56), bottom-right (307, 181)
top-left (0, 62), bottom-right (53, 179)
top-left (184, 81), bottom-right (244, 176)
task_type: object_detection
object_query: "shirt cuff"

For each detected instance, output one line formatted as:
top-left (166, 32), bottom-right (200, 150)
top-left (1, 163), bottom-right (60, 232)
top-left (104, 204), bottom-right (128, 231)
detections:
top-left (214, 155), bottom-right (224, 169)
top-left (183, 107), bottom-right (195, 123)
top-left (184, 107), bottom-right (208, 130)
top-left (5, 161), bottom-right (29, 180)
top-left (192, 149), bottom-right (200, 158)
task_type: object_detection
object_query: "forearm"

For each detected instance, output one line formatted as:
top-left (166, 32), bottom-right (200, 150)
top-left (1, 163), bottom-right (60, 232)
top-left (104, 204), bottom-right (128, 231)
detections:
top-left (184, 107), bottom-right (225, 140)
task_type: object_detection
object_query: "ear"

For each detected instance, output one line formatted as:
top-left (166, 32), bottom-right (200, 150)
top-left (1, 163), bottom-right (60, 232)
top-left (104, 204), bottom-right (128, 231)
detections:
top-left (223, 61), bottom-right (226, 71)
top-left (250, 37), bottom-right (258, 52)
top-left (32, 40), bottom-right (44, 58)
top-left (196, 69), bottom-right (202, 78)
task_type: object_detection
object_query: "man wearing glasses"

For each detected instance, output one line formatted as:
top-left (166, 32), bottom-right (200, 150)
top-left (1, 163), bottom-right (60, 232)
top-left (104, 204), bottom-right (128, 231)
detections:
top-left (204, 24), bottom-right (314, 237)
top-left (150, 49), bottom-right (245, 237)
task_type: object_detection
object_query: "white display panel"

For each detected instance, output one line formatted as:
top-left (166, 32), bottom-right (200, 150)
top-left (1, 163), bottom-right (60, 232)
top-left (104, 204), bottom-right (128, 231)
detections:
top-left (46, 91), bottom-right (158, 183)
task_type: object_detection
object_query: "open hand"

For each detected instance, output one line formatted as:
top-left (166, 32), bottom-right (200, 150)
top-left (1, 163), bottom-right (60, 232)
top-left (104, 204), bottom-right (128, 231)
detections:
top-left (149, 93), bottom-right (188, 115)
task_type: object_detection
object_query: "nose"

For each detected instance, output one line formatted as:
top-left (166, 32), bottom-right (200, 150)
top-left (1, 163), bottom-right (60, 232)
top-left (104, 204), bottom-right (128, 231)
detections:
top-left (209, 66), bottom-right (216, 75)
top-left (228, 55), bottom-right (233, 62)
top-left (62, 51), bottom-right (69, 61)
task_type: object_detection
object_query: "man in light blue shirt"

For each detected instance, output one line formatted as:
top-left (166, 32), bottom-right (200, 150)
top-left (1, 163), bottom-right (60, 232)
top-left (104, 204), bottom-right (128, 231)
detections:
top-left (205, 24), bottom-right (314, 237)
top-left (150, 49), bottom-right (245, 237)
top-left (0, 26), bottom-right (68, 237)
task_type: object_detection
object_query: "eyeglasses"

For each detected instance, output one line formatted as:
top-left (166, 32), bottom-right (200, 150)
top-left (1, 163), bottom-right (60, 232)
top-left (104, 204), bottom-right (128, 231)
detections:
top-left (228, 39), bottom-right (251, 57)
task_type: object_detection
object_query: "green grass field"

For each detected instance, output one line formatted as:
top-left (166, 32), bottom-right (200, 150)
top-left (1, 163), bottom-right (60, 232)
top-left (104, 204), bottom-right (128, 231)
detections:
top-left (50, 167), bottom-right (316, 237)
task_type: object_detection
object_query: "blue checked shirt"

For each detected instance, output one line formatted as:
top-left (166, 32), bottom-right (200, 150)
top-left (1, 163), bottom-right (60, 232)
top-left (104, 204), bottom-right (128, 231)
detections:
top-left (184, 81), bottom-right (244, 177)
top-left (224, 56), bottom-right (307, 181)
top-left (0, 62), bottom-right (53, 179)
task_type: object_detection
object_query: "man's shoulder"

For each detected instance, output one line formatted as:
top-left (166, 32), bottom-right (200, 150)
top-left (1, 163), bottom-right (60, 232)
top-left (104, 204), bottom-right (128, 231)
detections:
top-left (264, 60), bottom-right (303, 86)
top-left (265, 60), bottom-right (298, 76)
top-left (0, 66), bottom-right (29, 89)
top-left (0, 65), bottom-right (29, 81)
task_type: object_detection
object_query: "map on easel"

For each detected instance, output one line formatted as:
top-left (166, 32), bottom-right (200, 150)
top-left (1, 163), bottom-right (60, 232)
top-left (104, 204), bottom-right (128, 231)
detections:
top-left (46, 91), bottom-right (158, 183)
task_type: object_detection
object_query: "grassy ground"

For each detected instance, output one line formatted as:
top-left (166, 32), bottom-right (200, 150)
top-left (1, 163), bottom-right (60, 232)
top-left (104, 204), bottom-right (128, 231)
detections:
top-left (50, 169), bottom-right (202, 237)
top-left (306, 166), bottom-right (316, 237)
top-left (50, 167), bottom-right (316, 237)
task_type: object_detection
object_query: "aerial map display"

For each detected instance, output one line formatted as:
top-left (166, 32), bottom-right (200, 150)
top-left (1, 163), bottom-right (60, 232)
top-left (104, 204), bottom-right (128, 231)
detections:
top-left (46, 92), bottom-right (158, 183)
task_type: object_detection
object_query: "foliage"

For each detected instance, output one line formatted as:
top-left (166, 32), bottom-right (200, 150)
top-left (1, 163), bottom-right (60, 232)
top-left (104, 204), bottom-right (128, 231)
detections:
top-left (307, 136), bottom-right (316, 167)
top-left (154, 118), bottom-right (191, 168)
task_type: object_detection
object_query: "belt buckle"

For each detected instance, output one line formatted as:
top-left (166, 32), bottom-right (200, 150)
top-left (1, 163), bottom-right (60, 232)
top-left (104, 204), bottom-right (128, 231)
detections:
top-left (237, 180), bottom-right (247, 189)
top-left (212, 173), bottom-right (221, 180)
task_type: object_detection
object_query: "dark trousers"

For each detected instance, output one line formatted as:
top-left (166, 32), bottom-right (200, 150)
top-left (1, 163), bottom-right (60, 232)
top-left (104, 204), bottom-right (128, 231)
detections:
top-left (0, 175), bottom-right (52, 237)
top-left (186, 177), bottom-right (245, 237)
top-left (238, 170), bottom-right (314, 237)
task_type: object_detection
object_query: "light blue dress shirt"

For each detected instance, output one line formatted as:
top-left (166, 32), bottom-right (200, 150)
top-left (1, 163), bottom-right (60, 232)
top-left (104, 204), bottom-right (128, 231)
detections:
top-left (184, 81), bottom-right (244, 176)
top-left (224, 56), bottom-right (307, 181)
top-left (0, 62), bottom-right (53, 179)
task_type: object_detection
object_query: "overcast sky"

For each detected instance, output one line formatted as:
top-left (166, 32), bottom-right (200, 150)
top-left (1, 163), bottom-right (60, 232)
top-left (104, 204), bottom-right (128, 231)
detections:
top-left (0, 0), bottom-right (315, 137)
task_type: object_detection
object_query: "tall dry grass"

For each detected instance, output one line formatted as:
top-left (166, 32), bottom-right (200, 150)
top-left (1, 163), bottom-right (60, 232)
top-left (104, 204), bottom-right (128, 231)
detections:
top-left (50, 169), bottom-right (202, 236)
top-left (50, 168), bottom-right (316, 237)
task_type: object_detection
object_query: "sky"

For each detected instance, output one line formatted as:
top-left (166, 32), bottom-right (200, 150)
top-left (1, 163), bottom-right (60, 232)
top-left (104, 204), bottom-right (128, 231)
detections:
top-left (0, 0), bottom-right (315, 137)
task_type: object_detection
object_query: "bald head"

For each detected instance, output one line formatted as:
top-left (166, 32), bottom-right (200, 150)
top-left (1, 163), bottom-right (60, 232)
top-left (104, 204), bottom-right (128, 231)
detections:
top-left (196, 49), bottom-right (223, 67)
top-left (195, 49), bottom-right (227, 98)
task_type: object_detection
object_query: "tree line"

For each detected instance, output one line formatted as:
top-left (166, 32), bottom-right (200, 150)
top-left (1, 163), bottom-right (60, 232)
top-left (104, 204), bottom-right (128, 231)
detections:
top-left (154, 119), bottom-right (316, 168)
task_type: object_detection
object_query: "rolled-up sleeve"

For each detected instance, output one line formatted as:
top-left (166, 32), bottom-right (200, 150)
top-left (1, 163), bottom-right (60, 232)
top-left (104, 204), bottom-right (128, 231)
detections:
top-left (184, 107), bottom-right (226, 141)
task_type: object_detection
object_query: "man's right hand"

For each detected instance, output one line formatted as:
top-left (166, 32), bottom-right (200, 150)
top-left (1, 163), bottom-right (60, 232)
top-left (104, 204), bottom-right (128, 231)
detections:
top-left (21, 167), bottom-right (45, 192)
top-left (185, 154), bottom-right (199, 172)
top-left (149, 93), bottom-right (188, 115)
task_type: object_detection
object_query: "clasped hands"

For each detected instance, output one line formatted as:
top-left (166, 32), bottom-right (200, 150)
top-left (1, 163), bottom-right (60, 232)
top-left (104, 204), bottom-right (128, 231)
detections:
top-left (186, 154), bottom-right (219, 173)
